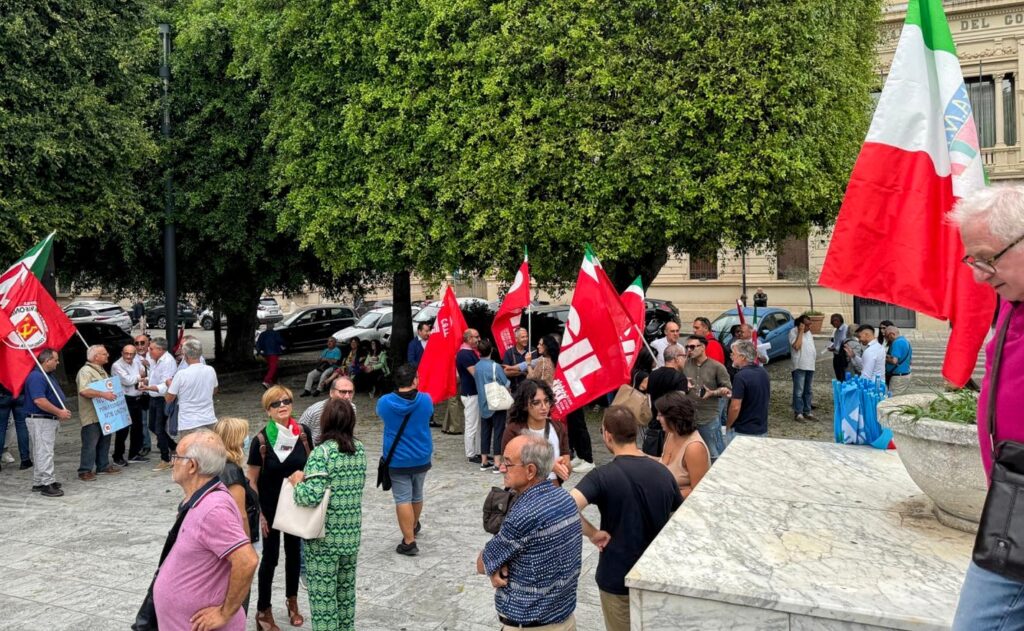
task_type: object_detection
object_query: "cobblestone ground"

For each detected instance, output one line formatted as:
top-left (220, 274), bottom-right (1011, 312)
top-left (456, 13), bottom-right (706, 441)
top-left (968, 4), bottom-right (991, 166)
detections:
top-left (0, 333), bottom-right (970, 630)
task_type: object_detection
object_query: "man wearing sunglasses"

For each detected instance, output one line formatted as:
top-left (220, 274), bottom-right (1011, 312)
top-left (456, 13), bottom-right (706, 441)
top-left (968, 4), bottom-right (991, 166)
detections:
top-left (298, 376), bottom-right (357, 445)
top-left (682, 335), bottom-right (731, 462)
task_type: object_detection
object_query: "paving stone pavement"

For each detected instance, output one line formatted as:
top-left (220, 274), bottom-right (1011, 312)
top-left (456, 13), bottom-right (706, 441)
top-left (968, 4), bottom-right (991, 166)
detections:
top-left (0, 376), bottom-right (610, 631)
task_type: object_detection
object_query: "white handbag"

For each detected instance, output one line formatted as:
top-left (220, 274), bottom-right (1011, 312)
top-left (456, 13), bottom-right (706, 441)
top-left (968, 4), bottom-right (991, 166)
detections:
top-left (273, 457), bottom-right (331, 539)
top-left (484, 363), bottom-right (514, 411)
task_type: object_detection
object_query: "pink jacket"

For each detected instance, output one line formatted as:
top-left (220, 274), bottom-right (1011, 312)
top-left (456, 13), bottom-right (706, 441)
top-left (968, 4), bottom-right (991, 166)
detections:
top-left (977, 300), bottom-right (1024, 479)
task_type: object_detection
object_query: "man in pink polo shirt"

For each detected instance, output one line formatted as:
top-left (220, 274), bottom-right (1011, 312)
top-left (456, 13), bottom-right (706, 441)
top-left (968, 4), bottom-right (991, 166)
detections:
top-left (950, 186), bottom-right (1024, 630)
top-left (153, 430), bottom-right (257, 631)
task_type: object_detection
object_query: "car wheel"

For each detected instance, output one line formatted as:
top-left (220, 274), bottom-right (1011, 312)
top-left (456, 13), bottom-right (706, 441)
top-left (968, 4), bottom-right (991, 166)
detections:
top-left (201, 317), bottom-right (213, 330)
top-left (157, 316), bottom-right (167, 329)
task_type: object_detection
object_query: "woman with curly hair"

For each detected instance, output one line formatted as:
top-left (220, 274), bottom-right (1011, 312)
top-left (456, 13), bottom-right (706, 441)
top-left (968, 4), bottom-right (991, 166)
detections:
top-left (501, 379), bottom-right (571, 484)
top-left (656, 392), bottom-right (710, 499)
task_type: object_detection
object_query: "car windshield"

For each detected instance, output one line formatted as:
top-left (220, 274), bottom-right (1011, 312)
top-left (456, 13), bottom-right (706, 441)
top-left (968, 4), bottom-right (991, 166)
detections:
top-left (413, 306), bottom-right (439, 323)
top-left (355, 312), bottom-right (382, 328)
top-left (260, 298), bottom-right (278, 307)
top-left (98, 307), bottom-right (124, 317)
top-left (280, 310), bottom-right (305, 326)
top-left (711, 315), bottom-right (740, 337)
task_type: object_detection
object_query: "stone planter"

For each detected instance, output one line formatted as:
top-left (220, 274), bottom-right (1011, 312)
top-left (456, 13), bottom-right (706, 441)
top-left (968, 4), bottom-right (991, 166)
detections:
top-left (805, 314), bottom-right (825, 334)
top-left (878, 393), bottom-right (988, 533)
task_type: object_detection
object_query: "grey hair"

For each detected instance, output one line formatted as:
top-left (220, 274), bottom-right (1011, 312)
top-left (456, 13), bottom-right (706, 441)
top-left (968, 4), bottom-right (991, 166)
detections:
top-left (948, 185), bottom-right (1024, 242)
top-left (520, 435), bottom-right (554, 478)
top-left (183, 429), bottom-right (227, 476)
top-left (181, 338), bottom-right (203, 360)
top-left (663, 344), bottom-right (685, 363)
top-left (886, 325), bottom-right (901, 336)
top-left (151, 337), bottom-right (168, 351)
top-left (86, 345), bottom-right (106, 362)
top-left (731, 340), bottom-right (756, 363)
top-left (38, 348), bottom-right (57, 363)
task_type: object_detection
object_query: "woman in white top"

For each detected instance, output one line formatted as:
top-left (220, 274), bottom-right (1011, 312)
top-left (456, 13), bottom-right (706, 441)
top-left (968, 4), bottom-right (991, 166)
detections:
top-left (501, 379), bottom-right (571, 484)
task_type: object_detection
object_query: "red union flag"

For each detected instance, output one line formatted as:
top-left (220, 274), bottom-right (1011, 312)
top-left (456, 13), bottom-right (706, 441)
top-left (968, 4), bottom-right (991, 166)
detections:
top-left (417, 286), bottom-right (468, 404)
top-left (552, 247), bottom-right (635, 419)
top-left (492, 257), bottom-right (530, 358)
top-left (0, 263), bottom-right (77, 396)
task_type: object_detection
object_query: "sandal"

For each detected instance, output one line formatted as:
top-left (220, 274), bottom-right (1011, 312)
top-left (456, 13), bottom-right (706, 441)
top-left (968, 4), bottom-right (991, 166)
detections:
top-left (256, 607), bottom-right (281, 631)
top-left (286, 596), bottom-right (304, 627)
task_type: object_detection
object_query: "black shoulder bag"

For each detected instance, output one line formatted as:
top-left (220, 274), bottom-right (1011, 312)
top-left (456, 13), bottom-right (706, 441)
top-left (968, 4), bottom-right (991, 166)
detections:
top-left (972, 303), bottom-right (1024, 581)
top-left (377, 411), bottom-right (414, 491)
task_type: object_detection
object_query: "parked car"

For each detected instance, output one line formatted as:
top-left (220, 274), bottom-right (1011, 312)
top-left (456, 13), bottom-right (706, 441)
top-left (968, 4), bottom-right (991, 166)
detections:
top-left (61, 321), bottom-right (133, 380)
top-left (62, 301), bottom-right (132, 334)
top-left (144, 301), bottom-right (197, 329)
top-left (354, 299), bottom-right (393, 317)
top-left (644, 298), bottom-right (681, 341)
top-left (198, 308), bottom-right (227, 330)
top-left (259, 304), bottom-right (358, 354)
top-left (334, 306), bottom-right (418, 346)
top-left (410, 298), bottom-right (495, 345)
top-left (257, 297), bottom-right (283, 324)
top-left (711, 307), bottom-right (794, 361)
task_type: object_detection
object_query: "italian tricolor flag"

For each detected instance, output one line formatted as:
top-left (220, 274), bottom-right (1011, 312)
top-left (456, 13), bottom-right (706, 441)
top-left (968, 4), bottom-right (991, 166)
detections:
top-left (820, 0), bottom-right (996, 387)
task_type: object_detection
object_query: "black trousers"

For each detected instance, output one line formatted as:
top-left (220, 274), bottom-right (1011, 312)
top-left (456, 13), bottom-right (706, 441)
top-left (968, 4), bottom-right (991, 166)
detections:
top-left (257, 525), bottom-right (301, 611)
top-left (113, 395), bottom-right (145, 460)
top-left (832, 352), bottom-right (849, 382)
top-left (566, 409), bottom-right (593, 463)
top-left (148, 399), bottom-right (177, 461)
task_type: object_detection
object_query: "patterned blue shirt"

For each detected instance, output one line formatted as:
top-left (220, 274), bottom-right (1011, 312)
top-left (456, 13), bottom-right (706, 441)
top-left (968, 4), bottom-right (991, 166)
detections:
top-left (482, 480), bottom-right (582, 625)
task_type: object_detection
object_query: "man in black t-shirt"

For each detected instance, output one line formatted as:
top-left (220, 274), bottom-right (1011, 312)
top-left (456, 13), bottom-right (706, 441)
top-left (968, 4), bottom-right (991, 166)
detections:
top-left (726, 339), bottom-right (771, 446)
top-left (455, 330), bottom-right (482, 463)
top-left (571, 406), bottom-right (681, 631)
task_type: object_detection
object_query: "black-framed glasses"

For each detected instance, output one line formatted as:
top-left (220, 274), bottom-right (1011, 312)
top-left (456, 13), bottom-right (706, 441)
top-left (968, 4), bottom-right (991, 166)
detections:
top-left (268, 398), bottom-right (293, 409)
top-left (169, 454), bottom-right (193, 463)
top-left (685, 345), bottom-right (701, 350)
top-left (529, 398), bottom-right (551, 407)
top-left (962, 233), bottom-right (1024, 275)
top-left (332, 387), bottom-right (355, 396)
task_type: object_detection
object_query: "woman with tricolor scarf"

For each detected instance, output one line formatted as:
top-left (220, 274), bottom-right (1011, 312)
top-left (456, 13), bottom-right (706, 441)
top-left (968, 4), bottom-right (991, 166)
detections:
top-left (246, 385), bottom-right (313, 631)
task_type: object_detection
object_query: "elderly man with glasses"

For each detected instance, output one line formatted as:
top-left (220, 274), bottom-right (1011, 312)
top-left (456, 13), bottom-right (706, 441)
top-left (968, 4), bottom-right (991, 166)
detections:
top-left (133, 334), bottom-right (153, 456)
top-left (949, 186), bottom-right (1024, 630)
top-left (111, 343), bottom-right (149, 466)
top-left (298, 375), bottom-right (357, 445)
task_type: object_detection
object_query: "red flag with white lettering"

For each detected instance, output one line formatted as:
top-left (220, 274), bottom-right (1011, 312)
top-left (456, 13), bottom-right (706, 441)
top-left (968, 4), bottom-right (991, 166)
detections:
top-left (417, 286), bottom-right (468, 404)
top-left (551, 248), bottom-right (634, 419)
top-left (0, 264), bottom-right (77, 396)
top-left (491, 258), bottom-right (530, 358)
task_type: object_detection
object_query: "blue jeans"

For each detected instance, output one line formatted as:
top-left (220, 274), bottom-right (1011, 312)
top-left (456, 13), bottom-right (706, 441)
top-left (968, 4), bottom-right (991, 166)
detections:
top-left (79, 422), bottom-right (111, 473)
top-left (0, 387), bottom-right (31, 463)
top-left (390, 470), bottom-right (427, 504)
top-left (696, 418), bottom-right (724, 462)
top-left (791, 369), bottom-right (814, 415)
top-left (953, 561), bottom-right (1024, 630)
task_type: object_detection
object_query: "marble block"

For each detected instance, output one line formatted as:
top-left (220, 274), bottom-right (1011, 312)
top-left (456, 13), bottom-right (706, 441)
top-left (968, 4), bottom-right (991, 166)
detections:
top-left (626, 437), bottom-right (974, 630)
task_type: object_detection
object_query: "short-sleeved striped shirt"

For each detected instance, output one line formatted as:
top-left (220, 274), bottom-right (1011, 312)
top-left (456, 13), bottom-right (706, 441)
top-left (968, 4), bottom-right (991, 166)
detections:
top-left (482, 480), bottom-right (582, 625)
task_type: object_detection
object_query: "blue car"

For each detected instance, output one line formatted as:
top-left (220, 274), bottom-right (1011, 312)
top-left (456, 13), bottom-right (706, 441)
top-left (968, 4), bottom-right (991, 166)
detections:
top-left (711, 307), bottom-right (795, 362)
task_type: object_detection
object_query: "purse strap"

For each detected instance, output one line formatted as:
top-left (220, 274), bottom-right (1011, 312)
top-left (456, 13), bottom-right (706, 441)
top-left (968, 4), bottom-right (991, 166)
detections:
top-left (986, 301), bottom-right (1014, 458)
top-left (384, 411), bottom-right (415, 467)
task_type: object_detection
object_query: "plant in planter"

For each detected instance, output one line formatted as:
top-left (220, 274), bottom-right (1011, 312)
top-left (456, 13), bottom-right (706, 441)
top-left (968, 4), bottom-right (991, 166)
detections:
top-left (785, 267), bottom-right (826, 333)
top-left (878, 390), bottom-right (987, 533)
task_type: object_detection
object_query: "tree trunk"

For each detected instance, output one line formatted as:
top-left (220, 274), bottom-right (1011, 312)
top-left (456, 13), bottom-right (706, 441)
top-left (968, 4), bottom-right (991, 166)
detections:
top-left (212, 308), bottom-right (223, 359)
top-left (220, 298), bottom-right (260, 369)
top-left (391, 270), bottom-right (413, 370)
top-left (607, 250), bottom-right (671, 294)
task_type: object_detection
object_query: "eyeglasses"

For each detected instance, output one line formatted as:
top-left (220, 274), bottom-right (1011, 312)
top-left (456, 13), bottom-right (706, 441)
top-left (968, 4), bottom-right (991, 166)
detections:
top-left (529, 398), bottom-right (551, 407)
top-left (133, 341), bottom-right (147, 346)
top-left (685, 345), bottom-right (701, 350)
top-left (268, 398), bottom-right (293, 409)
top-left (501, 461), bottom-right (525, 468)
top-left (332, 388), bottom-right (355, 396)
top-left (170, 454), bottom-right (193, 463)
top-left (962, 233), bottom-right (1024, 275)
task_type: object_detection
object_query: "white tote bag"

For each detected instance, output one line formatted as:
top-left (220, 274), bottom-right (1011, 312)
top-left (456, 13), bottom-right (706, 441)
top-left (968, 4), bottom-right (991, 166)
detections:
top-left (484, 363), bottom-right (514, 411)
top-left (273, 463), bottom-right (331, 539)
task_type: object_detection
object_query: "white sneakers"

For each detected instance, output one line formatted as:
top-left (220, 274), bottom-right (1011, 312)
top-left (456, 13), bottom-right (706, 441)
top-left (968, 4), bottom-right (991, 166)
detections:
top-left (572, 459), bottom-right (595, 474)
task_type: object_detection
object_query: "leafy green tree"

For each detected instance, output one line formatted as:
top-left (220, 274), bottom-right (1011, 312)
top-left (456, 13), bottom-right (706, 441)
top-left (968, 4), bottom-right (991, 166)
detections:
top-left (0, 0), bottom-right (157, 268)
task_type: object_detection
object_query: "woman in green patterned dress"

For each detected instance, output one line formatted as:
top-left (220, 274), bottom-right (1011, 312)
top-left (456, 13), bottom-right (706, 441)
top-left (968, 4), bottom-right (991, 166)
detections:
top-left (288, 398), bottom-right (366, 630)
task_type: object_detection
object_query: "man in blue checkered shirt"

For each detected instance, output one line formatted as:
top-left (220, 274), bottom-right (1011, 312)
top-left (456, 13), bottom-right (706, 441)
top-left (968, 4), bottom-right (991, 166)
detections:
top-left (477, 435), bottom-right (582, 630)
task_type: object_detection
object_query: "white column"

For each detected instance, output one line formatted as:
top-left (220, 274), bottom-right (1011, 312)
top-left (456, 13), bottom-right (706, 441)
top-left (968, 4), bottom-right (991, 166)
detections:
top-left (996, 73), bottom-right (1006, 147)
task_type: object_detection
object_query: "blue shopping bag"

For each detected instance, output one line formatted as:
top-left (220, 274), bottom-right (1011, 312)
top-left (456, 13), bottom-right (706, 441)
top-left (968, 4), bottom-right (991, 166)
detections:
top-left (833, 377), bottom-right (892, 449)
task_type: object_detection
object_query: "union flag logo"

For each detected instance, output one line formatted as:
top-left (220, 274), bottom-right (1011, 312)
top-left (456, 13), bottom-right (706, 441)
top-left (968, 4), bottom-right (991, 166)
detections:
top-left (3, 304), bottom-right (48, 350)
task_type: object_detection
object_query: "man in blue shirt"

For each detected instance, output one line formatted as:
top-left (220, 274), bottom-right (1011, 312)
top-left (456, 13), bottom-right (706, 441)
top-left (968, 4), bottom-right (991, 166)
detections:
top-left (23, 348), bottom-right (71, 497)
top-left (478, 435), bottom-right (581, 629)
top-left (884, 325), bottom-right (913, 395)
top-left (300, 337), bottom-right (342, 397)
top-left (726, 340), bottom-right (771, 446)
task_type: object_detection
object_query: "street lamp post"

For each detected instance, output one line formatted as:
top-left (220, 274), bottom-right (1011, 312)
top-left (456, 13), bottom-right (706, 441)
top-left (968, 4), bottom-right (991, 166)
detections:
top-left (159, 23), bottom-right (178, 347)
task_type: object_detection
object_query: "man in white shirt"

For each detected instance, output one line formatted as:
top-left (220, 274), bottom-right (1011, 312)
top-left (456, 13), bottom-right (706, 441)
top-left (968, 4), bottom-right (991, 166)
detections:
top-left (111, 344), bottom-right (149, 466)
top-left (133, 334), bottom-right (153, 456)
top-left (166, 339), bottom-right (218, 436)
top-left (650, 322), bottom-right (685, 369)
top-left (788, 315), bottom-right (817, 422)
top-left (139, 337), bottom-right (179, 470)
top-left (848, 324), bottom-right (886, 383)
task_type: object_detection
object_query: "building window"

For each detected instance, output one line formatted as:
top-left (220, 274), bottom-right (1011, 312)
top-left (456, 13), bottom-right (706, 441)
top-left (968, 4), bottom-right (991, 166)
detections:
top-left (1004, 74), bottom-right (1016, 146)
top-left (965, 75), bottom-right (1016, 148)
top-left (689, 253), bottom-right (718, 280)
top-left (777, 236), bottom-right (809, 280)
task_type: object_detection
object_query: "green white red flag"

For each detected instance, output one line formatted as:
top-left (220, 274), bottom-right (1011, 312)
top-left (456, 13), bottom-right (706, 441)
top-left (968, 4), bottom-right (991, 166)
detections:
top-left (417, 286), bottom-right (468, 404)
top-left (552, 247), bottom-right (636, 419)
top-left (0, 232), bottom-right (55, 298)
top-left (618, 276), bottom-right (646, 370)
top-left (492, 256), bottom-right (530, 358)
top-left (820, 0), bottom-right (994, 387)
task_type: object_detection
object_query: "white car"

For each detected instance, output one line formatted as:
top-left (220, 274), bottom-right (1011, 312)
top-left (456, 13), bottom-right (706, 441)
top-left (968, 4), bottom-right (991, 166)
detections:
top-left (257, 297), bottom-right (283, 324)
top-left (333, 306), bottom-right (418, 346)
top-left (63, 301), bottom-right (132, 334)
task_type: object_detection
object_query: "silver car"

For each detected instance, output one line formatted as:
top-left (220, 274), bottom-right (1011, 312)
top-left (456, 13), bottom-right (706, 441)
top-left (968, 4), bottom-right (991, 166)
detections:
top-left (63, 301), bottom-right (132, 334)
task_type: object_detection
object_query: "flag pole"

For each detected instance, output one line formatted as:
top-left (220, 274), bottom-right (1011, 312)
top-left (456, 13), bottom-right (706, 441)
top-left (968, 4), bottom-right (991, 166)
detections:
top-left (525, 246), bottom-right (532, 347)
top-left (75, 329), bottom-right (89, 348)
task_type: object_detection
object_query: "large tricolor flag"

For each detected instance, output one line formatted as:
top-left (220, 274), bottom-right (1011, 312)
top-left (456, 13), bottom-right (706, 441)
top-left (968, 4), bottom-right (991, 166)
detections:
top-left (819, 0), bottom-right (995, 387)
top-left (0, 264), bottom-right (77, 396)
top-left (551, 247), bottom-right (636, 419)
top-left (618, 276), bottom-right (646, 370)
top-left (416, 286), bottom-right (468, 404)
top-left (0, 232), bottom-right (55, 297)
top-left (491, 255), bottom-right (530, 358)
